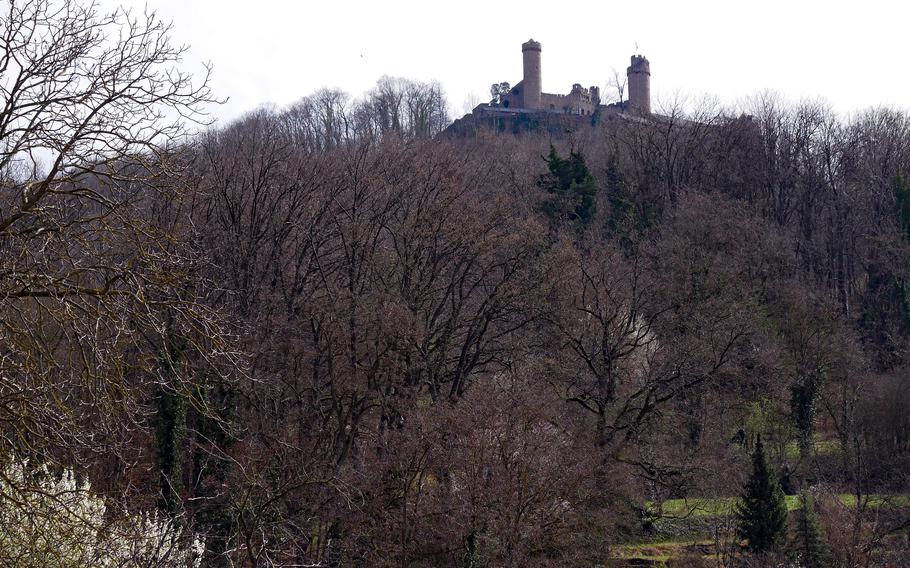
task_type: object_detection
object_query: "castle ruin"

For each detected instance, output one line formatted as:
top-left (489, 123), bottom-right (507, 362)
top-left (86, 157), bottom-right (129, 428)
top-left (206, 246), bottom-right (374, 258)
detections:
top-left (494, 39), bottom-right (603, 115)
top-left (496, 39), bottom-right (651, 115)
top-left (448, 39), bottom-right (652, 135)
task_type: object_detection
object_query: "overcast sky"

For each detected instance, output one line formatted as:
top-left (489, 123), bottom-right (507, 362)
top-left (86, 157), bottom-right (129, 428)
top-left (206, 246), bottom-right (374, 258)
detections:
top-left (107, 0), bottom-right (908, 125)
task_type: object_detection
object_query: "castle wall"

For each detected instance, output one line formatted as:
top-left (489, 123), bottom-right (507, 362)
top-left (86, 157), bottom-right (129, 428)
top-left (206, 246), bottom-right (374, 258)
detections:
top-left (540, 83), bottom-right (599, 115)
top-left (499, 80), bottom-right (524, 110)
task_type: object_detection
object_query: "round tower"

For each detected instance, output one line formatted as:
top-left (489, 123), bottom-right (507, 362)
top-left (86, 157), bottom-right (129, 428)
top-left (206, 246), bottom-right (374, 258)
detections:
top-left (627, 55), bottom-right (651, 114)
top-left (522, 39), bottom-right (542, 110)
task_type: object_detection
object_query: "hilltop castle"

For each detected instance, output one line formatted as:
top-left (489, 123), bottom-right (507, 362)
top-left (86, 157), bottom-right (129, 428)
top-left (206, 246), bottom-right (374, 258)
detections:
top-left (447, 39), bottom-right (652, 135)
top-left (495, 39), bottom-right (651, 115)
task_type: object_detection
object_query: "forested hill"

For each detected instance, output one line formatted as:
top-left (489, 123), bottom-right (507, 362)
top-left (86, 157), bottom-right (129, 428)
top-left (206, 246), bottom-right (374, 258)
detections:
top-left (2, 2), bottom-right (909, 566)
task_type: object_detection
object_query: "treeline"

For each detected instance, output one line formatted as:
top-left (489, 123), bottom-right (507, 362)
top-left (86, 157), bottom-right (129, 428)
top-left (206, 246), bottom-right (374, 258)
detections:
top-left (274, 75), bottom-right (449, 152)
top-left (2, 2), bottom-right (910, 567)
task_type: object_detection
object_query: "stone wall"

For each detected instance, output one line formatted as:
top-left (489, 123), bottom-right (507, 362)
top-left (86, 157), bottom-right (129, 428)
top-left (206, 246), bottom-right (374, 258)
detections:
top-left (540, 83), bottom-right (600, 115)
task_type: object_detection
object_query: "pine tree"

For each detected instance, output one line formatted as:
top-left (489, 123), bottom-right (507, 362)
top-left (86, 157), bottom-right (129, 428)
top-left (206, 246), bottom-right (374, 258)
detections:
top-left (736, 436), bottom-right (789, 553)
top-left (605, 158), bottom-right (634, 236)
top-left (538, 145), bottom-right (597, 226)
top-left (791, 490), bottom-right (829, 568)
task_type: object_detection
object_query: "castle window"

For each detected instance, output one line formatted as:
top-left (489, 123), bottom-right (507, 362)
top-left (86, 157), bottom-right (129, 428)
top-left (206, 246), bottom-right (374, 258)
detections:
top-left (550, 104), bottom-right (554, 110)
top-left (503, 100), bottom-right (510, 108)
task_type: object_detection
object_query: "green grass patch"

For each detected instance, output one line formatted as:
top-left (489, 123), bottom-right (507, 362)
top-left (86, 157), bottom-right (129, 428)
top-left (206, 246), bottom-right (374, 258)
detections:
top-left (647, 493), bottom-right (910, 519)
top-left (649, 496), bottom-right (800, 518)
top-left (835, 494), bottom-right (910, 508)
top-left (653, 497), bottom-right (736, 517)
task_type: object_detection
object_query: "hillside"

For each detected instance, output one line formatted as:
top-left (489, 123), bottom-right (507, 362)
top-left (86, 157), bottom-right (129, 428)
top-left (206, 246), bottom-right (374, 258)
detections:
top-left (1, 2), bottom-right (909, 567)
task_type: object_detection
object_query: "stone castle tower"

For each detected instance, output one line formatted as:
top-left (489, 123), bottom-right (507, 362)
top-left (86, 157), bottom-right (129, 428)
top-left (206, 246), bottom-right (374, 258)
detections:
top-left (521, 39), bottom-right (542, 109)
top-left (627, 55), bottom-right (651, 114)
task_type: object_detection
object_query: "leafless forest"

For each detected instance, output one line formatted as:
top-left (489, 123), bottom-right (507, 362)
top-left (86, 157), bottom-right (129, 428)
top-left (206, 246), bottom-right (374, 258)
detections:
top-left (1, 1), bottom-right (909, 567)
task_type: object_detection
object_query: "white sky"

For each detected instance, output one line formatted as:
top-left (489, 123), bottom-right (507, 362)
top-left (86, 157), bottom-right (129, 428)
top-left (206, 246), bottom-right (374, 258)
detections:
top-left (108, 0), bottom-right (909, 125)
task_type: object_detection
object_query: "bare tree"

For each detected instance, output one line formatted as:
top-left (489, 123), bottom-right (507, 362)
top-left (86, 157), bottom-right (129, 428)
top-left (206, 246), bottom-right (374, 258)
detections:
top-left (607, 67), bottom-right (626, 106)
top-left (461, 91), bottom-right (480, 115)
top-left (0, 0), bottom-right (231, 556)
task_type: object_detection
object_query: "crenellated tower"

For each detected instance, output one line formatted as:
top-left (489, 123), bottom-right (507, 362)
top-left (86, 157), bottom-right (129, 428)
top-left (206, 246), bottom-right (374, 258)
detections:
top-left (627, 55), bottom-right (651, 114)
top-left (521, 39), bottom-right (542, 109)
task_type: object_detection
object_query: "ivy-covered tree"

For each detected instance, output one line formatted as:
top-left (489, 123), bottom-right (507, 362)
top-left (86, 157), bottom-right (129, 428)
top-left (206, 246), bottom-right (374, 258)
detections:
top-left (191, 377), bottom-right (238, 567)
top-left (790, 490), bottom-right (829, 568)
top-left (790, 367), bottom-right (823, 467)
top-left (155, 338), bottom-right (188, 513)
top-left (896, 173), bottom-right (910, 242)
top-left (736, 436), bottom-right (789, 553)
top-left (538, 145), bottom-right (597, 226)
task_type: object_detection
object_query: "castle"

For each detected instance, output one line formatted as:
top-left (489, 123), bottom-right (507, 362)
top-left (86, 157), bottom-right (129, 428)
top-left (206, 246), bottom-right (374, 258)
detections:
top-left (448, 39), bottom-right (652, 135)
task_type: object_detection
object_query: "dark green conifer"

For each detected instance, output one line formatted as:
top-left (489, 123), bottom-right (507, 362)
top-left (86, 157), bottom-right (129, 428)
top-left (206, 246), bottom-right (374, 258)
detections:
top-left (538, 145), bottom-right (597, 225)
top-left (735, 435), bottom-right (788, 553)
top-left (791, 490), bottom-right (829, 568)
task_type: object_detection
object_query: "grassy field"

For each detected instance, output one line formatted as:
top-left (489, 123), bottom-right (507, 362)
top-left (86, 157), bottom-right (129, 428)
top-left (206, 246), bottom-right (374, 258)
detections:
top-left (651, 495), bottom-right (798, 518)
top-left (835, 493), bottom-right (910, 508)
top-left (651, 493), bottom-right (909, 518)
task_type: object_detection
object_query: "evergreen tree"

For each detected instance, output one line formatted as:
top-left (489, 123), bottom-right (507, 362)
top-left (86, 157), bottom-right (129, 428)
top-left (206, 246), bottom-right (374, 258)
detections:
top-left (605, 158), bottom-right (634, 237)
top-left (736, 436), bottom-right (789, 553)
top-left (791, 490), bottom-right (829, 568)
top-left (538, 145), bottom-right (597, 226)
